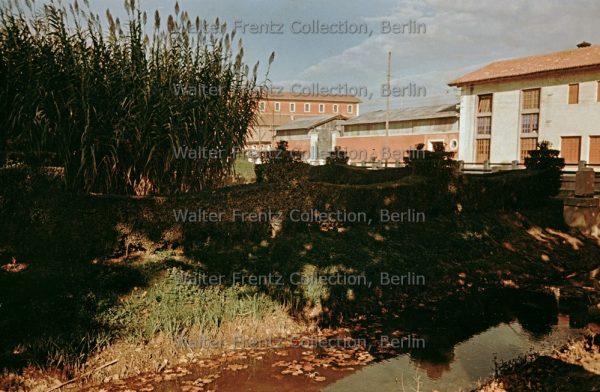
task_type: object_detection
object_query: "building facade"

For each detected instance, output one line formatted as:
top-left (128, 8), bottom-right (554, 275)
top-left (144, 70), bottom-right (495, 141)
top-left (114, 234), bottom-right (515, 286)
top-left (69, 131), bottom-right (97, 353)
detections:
top-left (449, 44), bottom-right (600, 167)
top-left (248, 91), bottom-right (360, 150)
top-left (274, 115), bottom-right (346, 164)
top-left (337, 105), bottom-right (460, 163)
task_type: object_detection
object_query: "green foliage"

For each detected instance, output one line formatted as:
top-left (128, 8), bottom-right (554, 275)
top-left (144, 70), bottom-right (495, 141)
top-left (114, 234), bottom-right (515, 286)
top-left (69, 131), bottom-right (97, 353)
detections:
top-left (308, 164), bottom-right (410, 185)
top-left (0, 0), bottom-right (273, 194)
top-left (104, 267), bottom-right (282, 342)
top-left (459, 170), bottom-right (560, 210)
top-left (232, 157), bottom-right (256, 183)
top-left (404, 142), bottom-right (457, 179)
top-left (254, 141), bottom-right (306, 184)
top-left (524, 140), bottom-right (565, 197)
top-left (524, 140), bottom-right (565, 172)
top-left (325, 146), bottom-right (349, 165)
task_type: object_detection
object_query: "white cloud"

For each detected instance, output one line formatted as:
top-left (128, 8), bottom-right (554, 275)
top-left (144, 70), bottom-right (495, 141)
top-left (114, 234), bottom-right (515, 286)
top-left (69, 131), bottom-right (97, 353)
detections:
top-left (291, 0), bottom-right (600, 110)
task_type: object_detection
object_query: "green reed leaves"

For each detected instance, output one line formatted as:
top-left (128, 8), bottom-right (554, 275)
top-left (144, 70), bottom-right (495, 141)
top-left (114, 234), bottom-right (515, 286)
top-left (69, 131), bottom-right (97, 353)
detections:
top-left (0, 0), bottom-right (273, 194)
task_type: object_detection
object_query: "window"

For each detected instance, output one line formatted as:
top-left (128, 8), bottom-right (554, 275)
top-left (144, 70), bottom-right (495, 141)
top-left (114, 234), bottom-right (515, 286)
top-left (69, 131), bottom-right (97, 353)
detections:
top-left (477, 117), bottom-right (492, 135)
top-left (522, 89), bottom-right (540, 110)
top-left (290, 102), bottom-right (296, 112)
top-left (274, 102), bottom-right (280, 112)
top-left (520, 137), bottom-right (538, 163)
top-left (319, 103), bottom-right (325, 113)
top-left (477, 94), bottom-right (492, 135)
top-left (476, 94), bottom-right (492, 164)
top-left (561, 136), bottom-right (581, 164)
top-left (478, 94), bottom-right (492, 113)
top-left (259, 101), bottom-right (266, 112)
top-left (449, 139), bottom-right (459, 150)
top-left (521, 89), bottom-right (540, 134)
top-left (521, 113), bottom-right (539, 133)
top-left (589, 136), bottom-right (600, 164)
top-left (304, 103), bottom-right (310, 112)
top-left (333, 104), bottom-right (339, 113)
top-left (347, 104), bottom-right (353, 113)
top-left (568, 84), bottom-right (579, 104)
top-left (476, 139), bottom-right (490, 163)
top-left (430, 141), bottom-right (445, 151)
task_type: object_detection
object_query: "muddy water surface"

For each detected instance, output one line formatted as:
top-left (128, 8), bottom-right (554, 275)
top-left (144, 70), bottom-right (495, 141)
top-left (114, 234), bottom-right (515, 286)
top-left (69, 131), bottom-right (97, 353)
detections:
top-left (111, 290), bottom-right (589, 392)
top-left (324, 315), bottom-right (583, 392)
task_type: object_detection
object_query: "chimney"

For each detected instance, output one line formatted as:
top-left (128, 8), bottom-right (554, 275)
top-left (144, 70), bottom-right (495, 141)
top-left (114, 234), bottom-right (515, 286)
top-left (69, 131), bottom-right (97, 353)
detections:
top-left (577, 41), bottom-right (592, 48)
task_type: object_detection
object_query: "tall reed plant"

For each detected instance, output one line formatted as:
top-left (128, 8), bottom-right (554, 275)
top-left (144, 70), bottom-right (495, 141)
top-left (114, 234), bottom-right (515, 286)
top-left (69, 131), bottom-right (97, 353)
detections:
top-left (0, 0), bottom-right (273, 194)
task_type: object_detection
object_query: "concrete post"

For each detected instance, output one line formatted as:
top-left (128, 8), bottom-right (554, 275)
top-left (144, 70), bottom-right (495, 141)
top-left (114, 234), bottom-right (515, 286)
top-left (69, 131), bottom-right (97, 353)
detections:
top-left (564, 166), bottom-right (599, 238)
top-left (511, 160), bottom-right (519, 170)
top-left (579, 160), bottom-right (587, 170)
top-left (452, 161), bottom-right (462, 176)
top-left (483, 161), bottom-right (490, 171)
top-left (575, 167), bottom-right (595, 198)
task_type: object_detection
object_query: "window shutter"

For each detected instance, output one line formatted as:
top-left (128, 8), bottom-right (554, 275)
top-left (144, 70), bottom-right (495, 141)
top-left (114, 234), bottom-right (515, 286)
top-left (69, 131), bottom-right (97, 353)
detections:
top-left (568, 84), bottom-right (579, 104)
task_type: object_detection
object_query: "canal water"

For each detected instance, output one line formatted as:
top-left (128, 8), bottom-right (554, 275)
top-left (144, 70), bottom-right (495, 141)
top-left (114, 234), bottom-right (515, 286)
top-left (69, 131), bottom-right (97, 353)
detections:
top-left (324, 314), bottom-right (582, 392)
top-left (144, 289), bottom-right (587, 392)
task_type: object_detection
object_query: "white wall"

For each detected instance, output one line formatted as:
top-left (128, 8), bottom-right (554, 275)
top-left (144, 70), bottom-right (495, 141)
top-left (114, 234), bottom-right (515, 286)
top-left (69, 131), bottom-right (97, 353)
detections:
top-left (541, 79), bottom-right (600, 160)
top-left (490, 90), bottom-right (521, 162)
top-left (343, 118), bottom-right (458, 137)
top-left (459, 68), bottom-right (600, 163)
top-left (458, 94), bottom-right (476, 162)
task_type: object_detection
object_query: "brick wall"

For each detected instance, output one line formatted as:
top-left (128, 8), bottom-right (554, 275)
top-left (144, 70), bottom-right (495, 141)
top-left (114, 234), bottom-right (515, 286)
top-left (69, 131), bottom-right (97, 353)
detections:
top-left (336, 133), bottom-right (459, 162)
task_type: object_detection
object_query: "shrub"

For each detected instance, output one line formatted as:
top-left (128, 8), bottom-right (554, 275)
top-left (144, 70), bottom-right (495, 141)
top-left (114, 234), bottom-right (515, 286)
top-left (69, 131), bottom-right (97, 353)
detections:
top-left (0, 1), bottom-right (273, 195)
top-left (325, 146), bottom-right (349, 165)
top-left (524, 141), bottom-right (565, 197)
top-left (308, 165), bottom-right (410, 185)
top-left (459, 170), bottom-right (555, 211)
top-left (254, 141), bottom-right (307, 184)
top-left (404, 143), bottom-right (457, 180)
top-left (524, 141), bottom-right (565, 172)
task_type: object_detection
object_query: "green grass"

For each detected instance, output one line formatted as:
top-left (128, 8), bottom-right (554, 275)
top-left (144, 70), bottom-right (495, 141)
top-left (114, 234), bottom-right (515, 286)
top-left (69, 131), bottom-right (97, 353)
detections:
top-left (102, 260), bottom-right (284, 343)
top-left (0, 251), bottom-right (291, 376)
top-left (233, 157), bottom-right (256, 183)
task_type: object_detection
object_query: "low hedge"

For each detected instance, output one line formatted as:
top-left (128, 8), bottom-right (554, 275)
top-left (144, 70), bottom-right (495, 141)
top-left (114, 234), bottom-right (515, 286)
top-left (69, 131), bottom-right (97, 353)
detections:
top-left (254, 161), bottom-right (311, 185)
top-left (308, 164), bottom-right (411, 185)
top-left (458, 169), bottom-right (556, 211)
top-left (0, 165), bottom-right (561, 262)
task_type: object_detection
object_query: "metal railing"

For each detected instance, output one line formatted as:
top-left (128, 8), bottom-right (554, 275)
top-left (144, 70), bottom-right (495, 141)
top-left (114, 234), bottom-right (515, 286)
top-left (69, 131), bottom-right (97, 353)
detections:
top-left (349, 158), bottom-right (600, 175)
top-left (349, 160), bottom-right (406, 169)
top-left (459, 161), bottom-right (522, 174)
top-left (560, 161), bottom-right (600, 196)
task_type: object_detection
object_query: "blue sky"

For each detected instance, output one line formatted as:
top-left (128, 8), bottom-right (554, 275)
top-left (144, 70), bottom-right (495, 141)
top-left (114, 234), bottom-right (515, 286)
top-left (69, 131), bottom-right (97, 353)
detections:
top-left (28, 0), bottom-right (600, 111)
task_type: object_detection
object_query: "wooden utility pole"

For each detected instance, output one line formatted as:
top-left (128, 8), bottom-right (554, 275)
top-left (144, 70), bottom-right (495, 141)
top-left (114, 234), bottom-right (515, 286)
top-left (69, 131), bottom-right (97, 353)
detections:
top-left (385, 51), bottom-right (391, 167)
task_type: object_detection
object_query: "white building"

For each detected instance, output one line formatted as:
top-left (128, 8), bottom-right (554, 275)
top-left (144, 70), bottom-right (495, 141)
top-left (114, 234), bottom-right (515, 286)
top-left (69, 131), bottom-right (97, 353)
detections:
top-left (449, 44), bottom-right (600, 168)
top-left (274, 114), bottom-right (347, 164)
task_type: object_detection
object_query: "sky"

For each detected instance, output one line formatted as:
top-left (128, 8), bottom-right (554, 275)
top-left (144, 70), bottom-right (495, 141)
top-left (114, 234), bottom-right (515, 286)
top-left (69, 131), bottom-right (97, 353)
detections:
top-left (22, 0), bottom-right (600, 112)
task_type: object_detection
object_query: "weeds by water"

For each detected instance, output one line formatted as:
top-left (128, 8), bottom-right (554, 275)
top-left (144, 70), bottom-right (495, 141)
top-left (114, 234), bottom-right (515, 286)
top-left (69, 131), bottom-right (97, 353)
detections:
top-left (0, 251), bottom-right (299, 380)
top-left (103, 266), bottom-right (286, 343)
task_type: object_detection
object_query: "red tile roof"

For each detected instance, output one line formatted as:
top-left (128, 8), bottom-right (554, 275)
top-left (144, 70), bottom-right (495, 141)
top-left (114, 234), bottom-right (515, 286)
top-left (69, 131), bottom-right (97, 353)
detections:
top-left (276, 114), bottom-right (347, 131)
top-left (255, 113), bottom-right (294, 127)
top-left (449, 45), bottom-right (600, 86)
top-left (264, 90), bottom-right (361, 103)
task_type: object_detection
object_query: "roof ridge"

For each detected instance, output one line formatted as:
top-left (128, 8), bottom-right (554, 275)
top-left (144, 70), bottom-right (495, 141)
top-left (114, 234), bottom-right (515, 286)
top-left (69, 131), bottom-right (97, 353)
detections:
top-left (449, 45), bottom-right (600, 86)
top-left (489, 45), bottom-right (600, 64)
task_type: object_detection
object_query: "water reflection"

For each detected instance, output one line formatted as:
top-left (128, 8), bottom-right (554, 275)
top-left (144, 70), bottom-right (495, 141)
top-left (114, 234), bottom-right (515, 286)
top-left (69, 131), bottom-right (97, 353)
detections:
top-left (326, 290), bottom-right (585, 392)
top-left (326, 318), bottom-right (583, 392)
